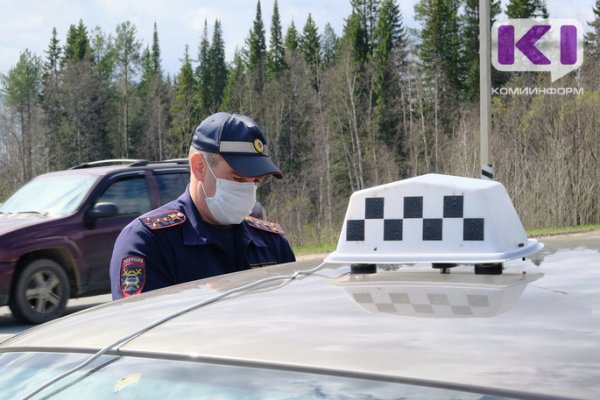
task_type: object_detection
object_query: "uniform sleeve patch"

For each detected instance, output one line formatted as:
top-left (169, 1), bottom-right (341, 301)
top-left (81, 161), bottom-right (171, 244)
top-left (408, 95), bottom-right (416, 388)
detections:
top-left (120, 256), bottom-right (146, 297)
top-left (140, 210), bottom-right (186, 230)
top-left (245, 216), bottom-right (285, 235)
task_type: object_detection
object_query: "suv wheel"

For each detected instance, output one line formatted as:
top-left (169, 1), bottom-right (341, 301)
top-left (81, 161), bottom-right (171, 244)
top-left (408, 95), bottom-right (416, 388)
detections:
top-left (9, 259), bottom-right (70, 324)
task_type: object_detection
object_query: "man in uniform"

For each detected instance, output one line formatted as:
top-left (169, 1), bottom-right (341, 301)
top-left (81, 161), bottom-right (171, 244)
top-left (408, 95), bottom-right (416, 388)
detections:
top-left (109, 112), bottom-right (295, 300)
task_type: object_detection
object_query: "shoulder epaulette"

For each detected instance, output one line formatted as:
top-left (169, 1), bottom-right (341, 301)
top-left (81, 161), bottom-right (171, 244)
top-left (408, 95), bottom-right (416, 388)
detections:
top-left (140, 210), bottom-right (186, 230)
top-left (245, 216), bottom-right (286, 235)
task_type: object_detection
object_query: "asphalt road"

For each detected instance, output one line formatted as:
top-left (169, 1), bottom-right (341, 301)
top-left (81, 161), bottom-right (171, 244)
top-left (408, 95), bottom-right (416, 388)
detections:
top-left (0, 294), bottom-right (112, 344)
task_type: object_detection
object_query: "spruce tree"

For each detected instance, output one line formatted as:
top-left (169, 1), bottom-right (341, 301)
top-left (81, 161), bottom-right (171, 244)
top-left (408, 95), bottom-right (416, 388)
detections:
top-left (586, 0), bottom-right (600, 62)
top-left (267, 0), bottom-right (286, 78)
top-left (196, 21), bottom-right (211, 115)
top-left (321, 23), bottom-right (340, 68)
top-left (246, 0), bottom-right (267, 90)
top-left (299, 14), bottom-right (321, 70)
top-left (209, 20), bottom-right (228, 111)
top-left (44, 28), bottom-right (61, 78)
top-left (151, 22), bottom-right (162, 75)
top-left (505, 0), bottom-right (549, 18)
top-left (351, 0), bottom-right (381, 56)
top-left (63, 20), bottom-right (91, 63)
top-left (462, 0), bottom-right (501, 100)
top-left (415, 0), bottom-right (465, 95)
top-left (114, 21), bottom-right (142, 157)
top-left (341, 11), bottom-right (369, 63)
top-left (169, 46), bottom-right (198, 157)
top-left (284, 21), bottom-right (300, 53)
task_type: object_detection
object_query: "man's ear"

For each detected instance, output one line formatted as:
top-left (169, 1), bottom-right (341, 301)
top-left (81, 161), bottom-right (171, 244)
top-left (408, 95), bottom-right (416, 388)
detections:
top-left (189, 152), bottom-right (205, 181)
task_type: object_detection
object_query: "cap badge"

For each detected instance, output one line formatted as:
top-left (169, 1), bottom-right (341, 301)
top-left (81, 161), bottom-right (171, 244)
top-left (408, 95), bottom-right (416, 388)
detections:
top-left (253, 138), bottom-right (265, 154)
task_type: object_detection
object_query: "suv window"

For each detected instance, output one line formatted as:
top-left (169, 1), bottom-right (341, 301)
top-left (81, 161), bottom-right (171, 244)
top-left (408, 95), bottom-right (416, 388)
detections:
top-left (155, 171), bottom-right (189, 204)
top-left (96, 176), bottom-right (152, 216)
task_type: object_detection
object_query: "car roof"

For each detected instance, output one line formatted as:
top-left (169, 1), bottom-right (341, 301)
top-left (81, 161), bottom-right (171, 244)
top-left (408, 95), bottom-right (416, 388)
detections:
top-left (35, 160), bottom-right (189, 178)
top-left (2, 235), bottom-right (599, 399)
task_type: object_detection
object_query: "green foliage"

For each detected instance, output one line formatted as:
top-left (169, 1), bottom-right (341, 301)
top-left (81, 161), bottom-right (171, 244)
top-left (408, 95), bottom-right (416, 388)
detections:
top-left (284, 21), bottom-right (300, 52)
top-left (3, 2), bottom-right (600, 244)
top-left (462, 0), bottom-right (502, 101)
top-left (2, 50), bottom-right (43, 108)
top-left (341, 12), bottom-right (369, 63)
top-left (169, 46), bottom-right (198, 158)
top-left (209, 20), bottom-right (228, 112)
top-left (505, 0), bottom-right (549, 18)
top-left (63, 20), bottom-right (91, 63)
top-left (351, 0), bottom-right (381, 56)
top-left (586, 0), bottom-right (600, 62)
top-left (196, 21), bottom-right (211, 115)
top-left (321, 23), bottom-right (339, 67)
top-left (267, 0), bottom-right (286, 78)
top-left (299, 14), bottom-right (321, 73)
top-left (44, 28), bottom-right (61, 79)
top-left (246, 1), bottom-right (267, 77)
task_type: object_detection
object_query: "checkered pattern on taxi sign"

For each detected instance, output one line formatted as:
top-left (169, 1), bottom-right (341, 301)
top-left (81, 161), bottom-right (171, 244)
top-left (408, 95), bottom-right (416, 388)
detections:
top-left (346, 195), bottom-right (485, 242)
top-left (351, 290), bottom-right (491, 317)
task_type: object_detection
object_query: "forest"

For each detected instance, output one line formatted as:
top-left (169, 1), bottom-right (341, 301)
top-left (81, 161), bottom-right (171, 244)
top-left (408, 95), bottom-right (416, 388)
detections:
top-left (1, 0), bottom-right (599, 246)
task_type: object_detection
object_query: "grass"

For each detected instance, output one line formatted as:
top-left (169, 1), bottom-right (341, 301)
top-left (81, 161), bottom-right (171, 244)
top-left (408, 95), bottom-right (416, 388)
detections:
top-left (292, 241), bottom-right (337, 257)
top-left (527, 224), bottom-right (600, 237)
top-left (291, 224), bottom-right (600, 256)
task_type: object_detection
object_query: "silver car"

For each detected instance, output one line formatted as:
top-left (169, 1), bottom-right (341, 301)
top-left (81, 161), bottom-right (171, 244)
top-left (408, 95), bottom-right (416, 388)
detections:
top-left (1, 174), bottom-right (599, 399)
top-left (0, 235), bottom-right (598, 399)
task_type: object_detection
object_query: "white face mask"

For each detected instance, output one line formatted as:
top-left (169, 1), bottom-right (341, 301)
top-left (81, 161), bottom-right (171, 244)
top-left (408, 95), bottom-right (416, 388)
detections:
top-left (201, 157), bottom-right (257, 225)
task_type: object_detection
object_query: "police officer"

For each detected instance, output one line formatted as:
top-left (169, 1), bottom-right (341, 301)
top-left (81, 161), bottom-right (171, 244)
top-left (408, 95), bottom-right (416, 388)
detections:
top-left (110, 112), bottom-right (295, 300)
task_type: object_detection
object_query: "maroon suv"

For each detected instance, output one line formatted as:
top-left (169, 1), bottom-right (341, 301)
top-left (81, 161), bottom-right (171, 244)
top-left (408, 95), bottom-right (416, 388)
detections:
top-left (0, 159), bottom-right (190, 324)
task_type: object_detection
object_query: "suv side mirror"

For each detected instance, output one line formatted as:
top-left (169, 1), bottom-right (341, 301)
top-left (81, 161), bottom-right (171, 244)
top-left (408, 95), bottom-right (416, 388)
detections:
top-left (84, 202), bottom-right (118, 228)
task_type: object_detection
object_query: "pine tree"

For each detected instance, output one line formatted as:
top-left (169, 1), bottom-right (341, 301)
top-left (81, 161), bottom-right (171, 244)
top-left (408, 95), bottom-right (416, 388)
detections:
top-left (209, 20), bottom-right (228, 111)
top-left (1, 50), bottom-right (43, 180)
top-left (267, 0), bottom-right (286, 78)
top-left (505, 0), bottom-right (549, 18)
top-left (89, 26), bottom-right (116, 82)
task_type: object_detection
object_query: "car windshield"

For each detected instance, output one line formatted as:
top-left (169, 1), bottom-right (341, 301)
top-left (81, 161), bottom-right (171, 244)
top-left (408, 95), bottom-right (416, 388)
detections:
top-left (0, 352), bottom-right (503, 400)
top-left (0, 174), bottom-right (98, 216)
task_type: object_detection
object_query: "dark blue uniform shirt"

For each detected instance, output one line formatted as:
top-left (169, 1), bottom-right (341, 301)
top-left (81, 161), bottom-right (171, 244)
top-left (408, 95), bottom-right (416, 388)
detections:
top-left (110, 189), bottom-right (295, 299)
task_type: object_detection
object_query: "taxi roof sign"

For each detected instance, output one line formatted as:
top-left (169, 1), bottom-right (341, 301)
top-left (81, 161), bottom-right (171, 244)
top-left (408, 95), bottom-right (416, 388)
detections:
top-left (325, 174), bottom-right (543, 265)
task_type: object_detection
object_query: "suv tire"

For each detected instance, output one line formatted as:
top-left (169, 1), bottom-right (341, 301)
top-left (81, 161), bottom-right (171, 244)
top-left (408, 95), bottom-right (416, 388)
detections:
top-left (9, 259), bottom-right (70, 324)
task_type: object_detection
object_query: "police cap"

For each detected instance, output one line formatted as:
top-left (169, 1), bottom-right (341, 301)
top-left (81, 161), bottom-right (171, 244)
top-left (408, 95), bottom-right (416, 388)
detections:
top-left (192, 112), bottom-right (282, 179)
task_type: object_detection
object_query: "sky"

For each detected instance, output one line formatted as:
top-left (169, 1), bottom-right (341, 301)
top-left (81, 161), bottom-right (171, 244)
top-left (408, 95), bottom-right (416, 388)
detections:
top-left (0, 0), bottom-right (596, 78)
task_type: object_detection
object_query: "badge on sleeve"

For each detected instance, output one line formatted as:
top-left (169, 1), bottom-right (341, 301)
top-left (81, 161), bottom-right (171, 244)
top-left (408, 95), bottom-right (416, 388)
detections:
top-left (120, 255), bottom-right (146, 297)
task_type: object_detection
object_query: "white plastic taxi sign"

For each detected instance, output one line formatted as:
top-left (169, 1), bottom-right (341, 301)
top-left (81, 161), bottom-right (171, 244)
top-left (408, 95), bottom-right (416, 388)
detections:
top-left (325, 174), bottom-right (543, 264)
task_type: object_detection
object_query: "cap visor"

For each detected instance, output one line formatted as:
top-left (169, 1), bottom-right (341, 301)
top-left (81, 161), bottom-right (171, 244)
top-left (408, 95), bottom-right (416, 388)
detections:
top-left (223, 154), bottom-right (283, 179)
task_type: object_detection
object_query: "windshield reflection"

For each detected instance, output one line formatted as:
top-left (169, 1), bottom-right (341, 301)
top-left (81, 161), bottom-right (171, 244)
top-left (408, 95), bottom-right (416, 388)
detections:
top-left (0, 174), bottom-right (98, 216)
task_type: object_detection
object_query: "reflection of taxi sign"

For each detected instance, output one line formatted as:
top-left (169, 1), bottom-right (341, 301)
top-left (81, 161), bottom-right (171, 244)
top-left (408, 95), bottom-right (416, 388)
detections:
top-left (333, 270), bottom-right (543, 318)
top-left (325, 174), bottom-right (543, 265)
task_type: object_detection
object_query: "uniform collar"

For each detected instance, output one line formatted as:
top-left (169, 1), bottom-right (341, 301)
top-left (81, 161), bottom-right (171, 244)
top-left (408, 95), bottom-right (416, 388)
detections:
top-left (179, 187), bottom-right (266, 248)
